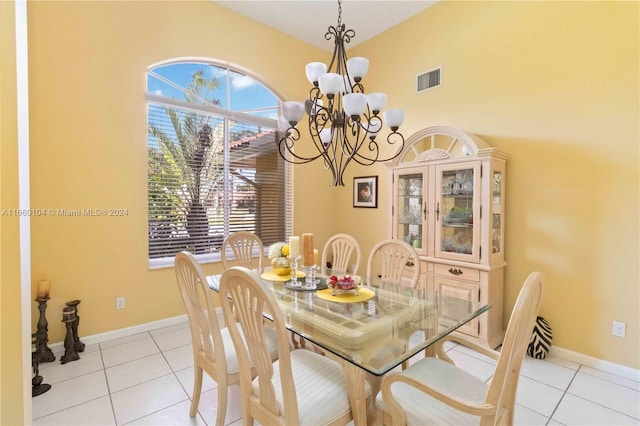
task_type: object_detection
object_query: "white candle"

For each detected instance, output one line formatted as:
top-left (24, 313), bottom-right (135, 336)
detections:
top-left (313, 249), bottom-right (319, 266)
top-left (302, 233), bottom-right (314, 266)
top-left (37, 280), bottom-right (50, 299)
top-left (289, 236), bottom-right (300, 258)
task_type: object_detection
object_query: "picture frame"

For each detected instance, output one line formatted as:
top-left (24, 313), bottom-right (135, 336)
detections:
top-left (353, 176), bottom-right (378, 208)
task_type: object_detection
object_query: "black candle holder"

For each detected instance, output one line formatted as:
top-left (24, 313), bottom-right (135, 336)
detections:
top-left (65, 299), bottom-right (85, 352)
top-left (34, 296), bottom-right (55, 363)
top-left (31, 333), bottom-right (51, 397)
top-left (60, 308), bottom-right (80, 364)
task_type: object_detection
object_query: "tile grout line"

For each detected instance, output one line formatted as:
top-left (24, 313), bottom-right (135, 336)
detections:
top-left (99, 339), bottom-right (119, 425)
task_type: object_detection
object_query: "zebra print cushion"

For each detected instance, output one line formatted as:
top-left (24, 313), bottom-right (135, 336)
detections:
top-left (527, 316), bottom-right (552, 359)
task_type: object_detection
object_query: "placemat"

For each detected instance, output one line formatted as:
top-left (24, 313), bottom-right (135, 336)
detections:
top-left (315, 287), bottom-right (374, 303)
top-left (260, 270), bottom-right (305, 282)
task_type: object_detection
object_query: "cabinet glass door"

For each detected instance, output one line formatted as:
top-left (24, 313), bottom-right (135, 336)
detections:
top-left (394, 170), bottom-right (425, 253)
top-left (435, 163), bottom-right (481, 263)
top-left (491, 171), bottom-right (503, 255)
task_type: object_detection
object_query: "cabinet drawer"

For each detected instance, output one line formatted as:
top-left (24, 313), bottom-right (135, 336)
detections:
top-left (434, 264), bottom-right (480, 282)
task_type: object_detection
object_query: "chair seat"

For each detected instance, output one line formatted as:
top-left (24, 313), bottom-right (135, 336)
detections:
top-left (253, 349), bottom-right (371, 426)
top-left (219, 325), bottom-right (278, 374)
top-left (375, 357), bottom-right (487, 425)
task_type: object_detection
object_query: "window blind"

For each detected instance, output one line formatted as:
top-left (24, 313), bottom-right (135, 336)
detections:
top-left (147, 101), bottom-right (291, 267)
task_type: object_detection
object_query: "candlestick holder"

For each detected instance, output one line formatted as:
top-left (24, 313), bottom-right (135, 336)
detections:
top-left (34, 297), bottom-right (56, 363)
top-left (303, 264), bottom-right (319, 290)
top-left (288, 255), bottom-right (301, 287)
top-left (31, 333), bottom-right (51, 397)
top-left (65, 300), bottom-right (85, 352)
top-left (60, 308), bottom-right (80, 364)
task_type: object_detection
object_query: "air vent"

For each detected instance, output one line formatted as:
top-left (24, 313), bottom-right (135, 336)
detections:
top-left (416, 66), bottom-right (442, 93)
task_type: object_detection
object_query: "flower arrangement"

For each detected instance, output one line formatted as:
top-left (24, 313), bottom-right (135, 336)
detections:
top-left (327, 275), bottom-right (361, 290)
top-left (268, 242), bottom-right (290, 259)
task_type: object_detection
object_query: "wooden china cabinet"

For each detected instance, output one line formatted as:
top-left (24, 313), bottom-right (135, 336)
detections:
top-left (389, 126), bottom-right (507, 348)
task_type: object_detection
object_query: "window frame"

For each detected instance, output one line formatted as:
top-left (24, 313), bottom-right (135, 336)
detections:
top-left (146, 59), bottom-right (292, 269)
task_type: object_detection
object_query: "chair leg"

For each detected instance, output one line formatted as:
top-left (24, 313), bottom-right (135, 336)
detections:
top-left (190, 365), bottom-right (204, 417)
top-left (216, 384), bottom-right (228, 426)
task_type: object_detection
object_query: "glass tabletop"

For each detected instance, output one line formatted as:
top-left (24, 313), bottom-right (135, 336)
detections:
top-left (207, 273), bottom-right (490, 376)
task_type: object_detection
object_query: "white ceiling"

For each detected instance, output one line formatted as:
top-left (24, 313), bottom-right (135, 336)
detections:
top-left (215, 1), bottom-right (437, 52)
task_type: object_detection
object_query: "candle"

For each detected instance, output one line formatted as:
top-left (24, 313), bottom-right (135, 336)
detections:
top-left (313, 249), bottom-right (319, 266)
top-left (37, 280), bottom-right (50, 299)
top-left (289, 236), bottom-right (300, 258)
top-left (302, 233), bottom-right (314, 266)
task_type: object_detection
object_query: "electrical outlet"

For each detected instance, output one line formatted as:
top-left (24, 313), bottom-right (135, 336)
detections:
top-left (116, 297), bottom-right (125, 310)
top-left (612, 320), bottom-right (626, 337)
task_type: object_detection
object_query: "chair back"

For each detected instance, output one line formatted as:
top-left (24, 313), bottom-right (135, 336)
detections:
top-left (219, 267), bottom-right (299, 423)
top-left (174, 251), bottom-right (227, 378)
top-left (367, 239), bottom-right (420, 290)
top-left (321, 233), bottom-right (361, 275)
top-left (221, 231), bottom-right (264, 272)
top-left (485, 271), bottom-right (544, 425)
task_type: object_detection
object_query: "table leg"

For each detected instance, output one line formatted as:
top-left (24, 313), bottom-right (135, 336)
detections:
top-left (340, 360), bottom-right (367, 426)
top-left (366, 373), bottom-right (383, 425)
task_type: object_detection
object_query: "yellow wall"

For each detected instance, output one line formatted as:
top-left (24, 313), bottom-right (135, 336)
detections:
top-left (27, 1), bottom-right (329, 343)
top-left (1, 1), bottom-right (26, 423)
top-left (343, 1), bottom-right (639, 368)
top-left (15, 6), bottom-right (639, 422)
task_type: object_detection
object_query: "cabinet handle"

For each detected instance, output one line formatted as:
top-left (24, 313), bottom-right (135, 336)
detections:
top-left (406, 260), bottom-right (415, 267)
top-left (448, 268), bottom-right (463, 276)
top-left (436, 202), bottom-right (440, 221)
top-left (423, 202), bottom-right (427, 220)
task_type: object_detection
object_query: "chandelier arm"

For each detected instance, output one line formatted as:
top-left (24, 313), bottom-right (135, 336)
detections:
top-left (277, 128), bottom-right (326, 164)
top-left (350, 131), bottom-right (406, 165)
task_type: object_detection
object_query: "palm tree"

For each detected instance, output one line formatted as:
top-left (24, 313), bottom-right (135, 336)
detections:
top-left (148, 69), bottom-right (224, 256)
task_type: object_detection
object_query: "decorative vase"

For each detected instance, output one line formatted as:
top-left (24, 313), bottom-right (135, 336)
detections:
top-left (271, 257), bottom-right (291, 276)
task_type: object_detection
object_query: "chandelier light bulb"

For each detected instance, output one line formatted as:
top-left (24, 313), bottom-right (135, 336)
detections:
top-left (366, 93), bottom-right (387, 115)
top-left (319, 128), bottom-right (332, 145)
top-left (366, 120), bottom-right (382, 139)
top-left (318, 73), bottom-right (343, 97)
top-left (283, 101), bottom-right (305, 125)
top-left (343, 93), bottom-right (367, 118)
top-left (309, 99), bottom-right (324, 116)
top-left (305, 62), bottom-right (327, 85)
top-left (278, 116), bottom-right (292, 132)
top-left (383, 108), bottom-right (405, 130)
top-left (346, 57), bottom-right (369, 82)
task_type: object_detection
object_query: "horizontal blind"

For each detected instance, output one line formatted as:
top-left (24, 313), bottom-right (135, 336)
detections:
top-left (148, 102), bottom-right (290, 264)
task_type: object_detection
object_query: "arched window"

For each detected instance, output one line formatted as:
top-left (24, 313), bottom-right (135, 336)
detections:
top-left (146, 60), bottom-right (290, 267)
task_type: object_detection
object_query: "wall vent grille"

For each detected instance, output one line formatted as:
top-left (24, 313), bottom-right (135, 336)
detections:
top-left (416, 67), bottom-right (442, 93)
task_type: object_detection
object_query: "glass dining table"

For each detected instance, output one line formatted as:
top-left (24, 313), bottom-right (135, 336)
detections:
top-left (207, 271), bottom-right (490, 425)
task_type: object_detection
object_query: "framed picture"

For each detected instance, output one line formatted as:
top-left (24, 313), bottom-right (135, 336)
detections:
top-left (353, 176), bottom-right (378, 208)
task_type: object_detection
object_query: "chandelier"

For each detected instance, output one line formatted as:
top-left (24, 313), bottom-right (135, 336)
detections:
top-left (277, 0), bottom-right (405, 187)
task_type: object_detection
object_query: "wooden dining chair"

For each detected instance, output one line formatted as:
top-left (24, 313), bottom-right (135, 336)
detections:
top-left (375, 271), bottom-right (544, 426)
top-left (174, 251), bottom-right (278, 426)
top-left (219, 266), bottom-right (369, 426)
top-left (221, 231), bottom-right (264, 272)
top-left (321, 233), bottom-right (362, 276)
top-left (366, 239), bottom-right (420, 291)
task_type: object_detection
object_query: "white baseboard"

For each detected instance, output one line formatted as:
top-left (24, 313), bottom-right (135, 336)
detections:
top-left (48, 314), bottom-right (188, 353)
top-left (47, 314), bottom-right (639, 383)
top-left (550, 345), bottom-right (640, 382)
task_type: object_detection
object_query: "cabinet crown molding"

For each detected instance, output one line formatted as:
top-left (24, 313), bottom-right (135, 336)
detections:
top-left (389, 126), bottom-right (508, 167)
